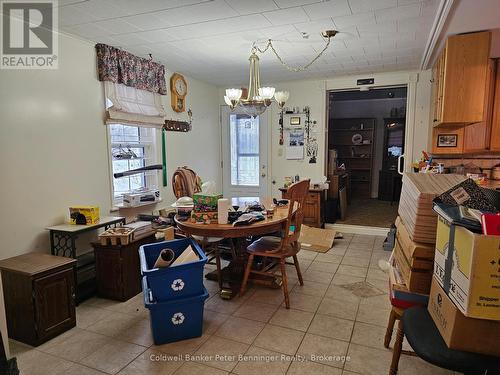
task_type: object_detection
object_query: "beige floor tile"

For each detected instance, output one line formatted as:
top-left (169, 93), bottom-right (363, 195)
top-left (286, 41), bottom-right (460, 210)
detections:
top-left (324, 285), bottom-right (361, 304)
top-left (398, 355), bottom-right (455, 375)
top-left (269, 307), bottom-right (314, 332)
top-left (302, 269), bottom-right (334, 284)
top-left (317, 297), bottom-right (359, 321)
top-left (297, 251), bottom-right (318, 261)
top-left (314, 252), bottom-right (344, 263)
top-left (234, 300), bottom-right (279, 323)
top-left (356, 304), bottom-right (391, 327)
top-left (365, 278), bottom-right (388, 292)
top-left (203, 310), bottom-right (231, 335)
top-left (331, 274), bottom-right (365, 286)
top-left (291, 281), bottom-right (329, 297)
top-left (215, 316), bottom-right (265, 344)
top-left (351, 321), bottom-right (388, 349)
top-left (16, 350), bottom-right (74, 375)
top-left (80, 338), bottom-right (146, 374)
top-left (118, 349), bottom-right (183, 375)
top-left (115, 318), bottom-right (153, 347)
top-left (282, 291), bottom-right (321, 312)
top-left (39, 329), bottom-right (109, 362)
top-left (66, 364), bottom-right (108, 375)
top-left (307, 260), bottom-right (340, 273)
top-left (233, 346), bottom-right (291, 375)
top-left (86, 311), bottom-right (141, 337)
top-left (359, 294), bottom-right (391, 311)
top-left (194, 336), bottom-right (250, 371)
top-left (154, 333), bottom-right (210, 356)
top-left (344, 343), bottom-right (392, 375)
top-left (341, 256), bottom-right (370, 268)
top-left (247, 287), bottom-right (285, 306)
top-left (76, 304), bottom-right (115, 329)
top-left (296, 333), bottom-right (349, 368)
top-left (366, 268), bottom-right (389, 281)
top-left (83, 297), bottom-right (122, 310)
top-left (174, 362), bottom-right (229, 375)
top-left (205, 293), bottom-right (247, 314)
top-left (253, 324), bottom-right (304, 355)
top-left (287, 360), bottom-right (342, 375)
top-left (336, 265), bottom-right (368, 278)
top-left (308, 314), bottom-right (354, 342)
top-left (371, 250), bottom-right (391, 261)
top-left (347, 244), bottom-right (373, 252)
top-left (352, 235), bottom-right (376, 244)
top-left (8, 339), bottom-right (34, 357)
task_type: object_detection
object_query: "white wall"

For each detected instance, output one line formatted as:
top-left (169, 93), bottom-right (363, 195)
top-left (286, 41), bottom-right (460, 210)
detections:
top-left (0, 32), bottom-right (221, 260)
top-left (219, 70), bottom-right (433, 198)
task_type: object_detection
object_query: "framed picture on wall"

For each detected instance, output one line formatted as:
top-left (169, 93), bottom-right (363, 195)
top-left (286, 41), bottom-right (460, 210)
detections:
top-left (437, 134), bottom-right (458, 147)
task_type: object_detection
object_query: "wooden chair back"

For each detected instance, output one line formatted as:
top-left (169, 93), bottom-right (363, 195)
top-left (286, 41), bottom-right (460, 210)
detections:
top-left (282, 180), bottom-right (310, 248)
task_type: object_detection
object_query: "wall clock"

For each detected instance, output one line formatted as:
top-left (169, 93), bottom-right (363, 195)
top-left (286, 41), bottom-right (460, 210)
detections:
top-left (170, 73), bottom-right (187, 112)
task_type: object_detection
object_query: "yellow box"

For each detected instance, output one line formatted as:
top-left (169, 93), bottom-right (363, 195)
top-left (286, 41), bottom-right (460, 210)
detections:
top-left (434, 215), bottom-right (500, 321)
top-left (69, 206), bottom-right (100, 225)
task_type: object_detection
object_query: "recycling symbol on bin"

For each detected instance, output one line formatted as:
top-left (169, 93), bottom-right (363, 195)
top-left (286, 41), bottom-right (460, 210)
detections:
top-left (171, 312), bottom-right (185, 325)
top-left (171, 278), bottom-right (185, 291)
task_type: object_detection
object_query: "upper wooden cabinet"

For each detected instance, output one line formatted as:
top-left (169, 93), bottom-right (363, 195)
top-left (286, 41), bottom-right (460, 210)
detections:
top-left (491, 59), bottom-right (500, 151)
top-left (432, 31), bottom-right (491, 126)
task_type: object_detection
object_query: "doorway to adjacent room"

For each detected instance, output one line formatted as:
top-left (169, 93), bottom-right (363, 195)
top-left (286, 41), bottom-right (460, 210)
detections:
top-left (327, 87), bottom-right (408, 228)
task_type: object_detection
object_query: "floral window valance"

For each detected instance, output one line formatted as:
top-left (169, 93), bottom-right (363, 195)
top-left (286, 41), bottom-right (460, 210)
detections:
top-left (95, 43), bottom-right (167, 95)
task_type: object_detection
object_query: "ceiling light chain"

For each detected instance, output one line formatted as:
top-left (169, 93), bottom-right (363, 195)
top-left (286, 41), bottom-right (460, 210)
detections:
top-left (252, 32), bottom-right (334, 73)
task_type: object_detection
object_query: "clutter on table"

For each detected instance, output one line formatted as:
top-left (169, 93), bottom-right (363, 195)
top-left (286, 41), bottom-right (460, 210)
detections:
top-left (69, 205), bottom-right (100, 225)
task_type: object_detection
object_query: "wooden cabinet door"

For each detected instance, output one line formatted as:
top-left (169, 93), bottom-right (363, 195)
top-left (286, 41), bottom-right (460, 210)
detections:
top-left (432, 126), bottom-right (464, 155)
top-left (33, 268), bottom-right (75, 342)
top-left (303, 193), bottom-right (319, 226)
top-left (441, 32), bottom-right (491, 124)
top-left (464, 60), bottom-right (496, 152)
top-left (491, 60), bottom-right (500, 151)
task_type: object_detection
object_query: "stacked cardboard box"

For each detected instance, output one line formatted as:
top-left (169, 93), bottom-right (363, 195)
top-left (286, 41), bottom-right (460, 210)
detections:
top-left (393, 217), bottom-right (435, 294)
top-left (191, 193), bottom-right (222, 224)
top-left (398, 173), bottom-right (465, 243)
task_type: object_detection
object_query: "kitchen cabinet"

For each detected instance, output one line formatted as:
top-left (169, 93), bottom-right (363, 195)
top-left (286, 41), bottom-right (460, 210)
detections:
top-left (0, 254), bottom-right (76, 346)
top-left (280, 188), bottom-right (326, 228)
top-left (491, 59), bottom-right (500, 151)
top-left (464, 60), bottom-right (496, 152)
top-left (431, 126), bottom-right (464, 155)
top-left (432, 31), bottom-right (491, 126)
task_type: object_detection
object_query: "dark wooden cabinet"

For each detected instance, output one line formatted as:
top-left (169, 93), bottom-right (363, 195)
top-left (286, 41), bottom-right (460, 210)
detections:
top-left (280, 188), bottom-right (326, 228)
top-left (378, 170), bottom-right (403, 203)
top-left (93, 235), bottom-right (155, 301)
top-left (0, 254), bottom-right (76, 346)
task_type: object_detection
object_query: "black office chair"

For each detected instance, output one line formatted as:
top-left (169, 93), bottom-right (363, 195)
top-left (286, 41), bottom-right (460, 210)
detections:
top-left (401, 307), bottom-right (500, 375)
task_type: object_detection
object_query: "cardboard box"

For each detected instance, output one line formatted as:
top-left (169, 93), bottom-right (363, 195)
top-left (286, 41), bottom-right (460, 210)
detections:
top-left (428, 277), bottom-right (500, 357)
top-left (193, 193), bottom-right (223, 212)
top-left (389, 260), bottom-right (429, 309)
top-left (190, 211), bottom-right (218, 224)
top-left (69, 206), bottom-right (100, 225)
top-left (395, 216), bottom-right (435, 260)
top-left (393, 238), bottom-right (433, 294)
top-left (434, 215), bottom-right (500, 321)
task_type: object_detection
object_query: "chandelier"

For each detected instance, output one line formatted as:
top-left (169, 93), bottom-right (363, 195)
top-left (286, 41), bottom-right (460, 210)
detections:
top-left (224, 30), bottom-right (337, 117)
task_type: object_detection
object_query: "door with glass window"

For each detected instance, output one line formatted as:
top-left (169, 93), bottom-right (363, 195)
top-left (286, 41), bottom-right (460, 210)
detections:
top-left (221, 107), bottom-right (269, 198)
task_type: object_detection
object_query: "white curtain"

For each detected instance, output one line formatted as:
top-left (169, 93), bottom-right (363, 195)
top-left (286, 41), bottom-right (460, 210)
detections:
top-left (104, 81), bottom-right (165, 128)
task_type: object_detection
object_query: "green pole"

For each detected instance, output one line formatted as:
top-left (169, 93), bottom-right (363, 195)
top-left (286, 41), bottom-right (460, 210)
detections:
top-left (162, 128), bottom-right (167, 186)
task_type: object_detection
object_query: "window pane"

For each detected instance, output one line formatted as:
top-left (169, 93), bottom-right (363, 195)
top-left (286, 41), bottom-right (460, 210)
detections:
top-left (229, 115), bottom-right (259, 186)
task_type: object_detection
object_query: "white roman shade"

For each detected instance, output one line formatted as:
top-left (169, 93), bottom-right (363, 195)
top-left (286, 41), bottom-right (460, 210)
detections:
top-left (104, 81), bottom-right (166, 128)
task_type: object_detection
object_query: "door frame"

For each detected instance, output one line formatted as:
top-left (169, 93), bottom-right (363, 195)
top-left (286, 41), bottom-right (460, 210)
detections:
top-left (325, 71), bottom-right (419, 175)
top-left (219, 105), bottom-right (272, 198)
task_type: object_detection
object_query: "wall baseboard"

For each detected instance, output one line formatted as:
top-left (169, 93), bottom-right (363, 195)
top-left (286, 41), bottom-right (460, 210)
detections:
top-left (326, 223), bottom-right (389, 237)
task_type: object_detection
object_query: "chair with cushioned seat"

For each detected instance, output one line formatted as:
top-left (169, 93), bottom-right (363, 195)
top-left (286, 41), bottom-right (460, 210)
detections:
top-left (239, 180), bottom-right (310, 309)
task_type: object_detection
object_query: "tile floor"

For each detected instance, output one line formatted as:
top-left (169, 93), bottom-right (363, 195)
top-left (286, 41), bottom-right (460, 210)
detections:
top-left (10, 234), bottom-right (456, 375)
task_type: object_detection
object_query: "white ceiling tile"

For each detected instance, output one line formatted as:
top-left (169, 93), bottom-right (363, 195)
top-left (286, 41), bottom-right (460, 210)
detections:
top-left (293, 19), bottom-right (337, 38)
top-left (333, 11), bottom-right (376, 29)
top-left (397, 0), bottom-right (423, 5)
top-left (375, 3), bottom-right (422, 23)
top-left (348, 0), bottom-right (396, 13)
top-left (133, 30), bottom-right (176, 44)
top-left (263, 7), bottom-right (310, 26)
top-left (108, 0), bottom-right (207, 14)
top-left (155, 0), bottom-right (239, 27)
top-left (225, 0), bottom-right (278, 14)
top-left (59, 5), bottom-right (97, 26)
top-left (64, 23), bottom-right (110, 39)
top-left (111, 33), bottom-right (152, 46)
top-left (274, 0), bottom-right (322, 8)
top-left (303, 0), bottom-right (351, 21)
top-left (119, 13), bottom-right (169, 31)
top-left (69, 0), bottom-right (131, 20)
top-left (94, 19), bottom-right (142, 35)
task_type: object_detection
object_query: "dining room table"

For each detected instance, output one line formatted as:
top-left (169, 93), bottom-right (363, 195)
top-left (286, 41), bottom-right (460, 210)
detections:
top-left (174, 197), bottom-right (290, 299)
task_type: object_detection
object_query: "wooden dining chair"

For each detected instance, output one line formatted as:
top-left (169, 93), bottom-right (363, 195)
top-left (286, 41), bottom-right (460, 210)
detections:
top-left (239, 179), bottom-right (310, 309)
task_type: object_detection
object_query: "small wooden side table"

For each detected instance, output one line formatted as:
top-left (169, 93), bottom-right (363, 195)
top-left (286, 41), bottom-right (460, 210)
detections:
top-left (92, 234), bottom-right (156, 301)
top-left (0, 254), bottom-right (76, 346)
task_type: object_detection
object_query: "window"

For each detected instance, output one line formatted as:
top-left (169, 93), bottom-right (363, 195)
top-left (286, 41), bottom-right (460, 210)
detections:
top-left (108, 124), bottom-right (158, 205)
top-left (229, 114), bottom-right (259, 186)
